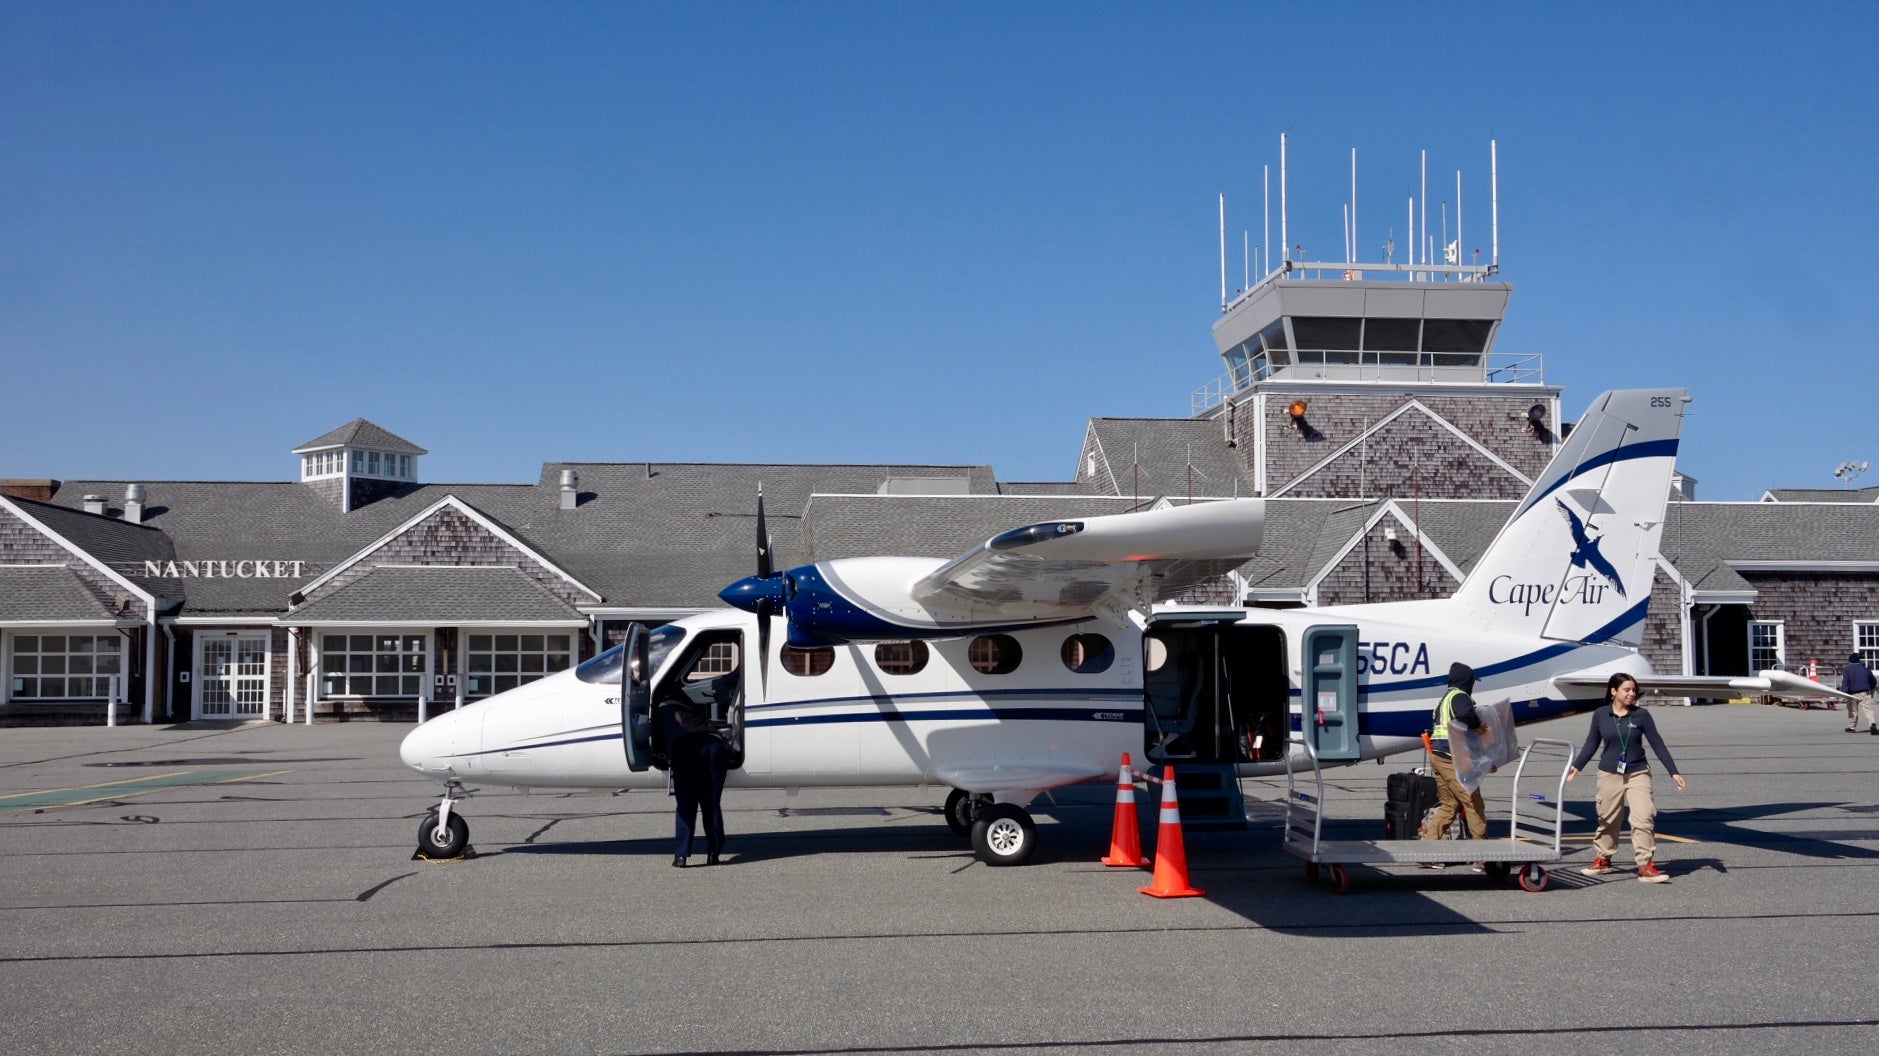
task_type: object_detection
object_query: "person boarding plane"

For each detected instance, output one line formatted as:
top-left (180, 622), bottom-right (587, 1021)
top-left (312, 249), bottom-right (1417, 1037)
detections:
top-left (400, 388), bottom-right (1849, 865)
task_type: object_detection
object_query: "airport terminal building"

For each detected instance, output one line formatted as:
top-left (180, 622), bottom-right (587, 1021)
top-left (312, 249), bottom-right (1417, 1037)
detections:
top-left (5, 268), bottom-right (1878, 724)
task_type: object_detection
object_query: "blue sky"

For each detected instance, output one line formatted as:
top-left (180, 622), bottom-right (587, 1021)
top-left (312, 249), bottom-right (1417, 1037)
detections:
top-left (4, 2), bottom-right (1876, 499)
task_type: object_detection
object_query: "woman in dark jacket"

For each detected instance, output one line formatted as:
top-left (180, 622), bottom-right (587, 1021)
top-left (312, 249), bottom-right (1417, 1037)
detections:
top-left (1566, 672), bottom-right (1687, 883)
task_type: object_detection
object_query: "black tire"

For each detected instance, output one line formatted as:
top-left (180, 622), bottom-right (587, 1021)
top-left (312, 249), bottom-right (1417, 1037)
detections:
top-left (944, 788), bottom-right (974, 837)
top-left (969, 804), bottom-right (1037, 867)
top-left (1484, 861), bottom-right (1512, 883)
top-left (1305, 862), bottom-right (1320, 883)
top-left (418, 812), bottom-right (469, 858)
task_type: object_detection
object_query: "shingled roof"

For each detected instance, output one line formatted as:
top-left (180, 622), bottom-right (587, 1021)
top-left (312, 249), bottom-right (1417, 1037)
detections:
top-left (287, 566), bottom-right (587, 624)
top-left (292, 419), bottom-right (428, 455)
top-left (0, 566), bottom-right (121, 623)
top-left (1760, 486), bottom-right (1879, 504)
top-left (1082, 417), bottom-right (1252, 500)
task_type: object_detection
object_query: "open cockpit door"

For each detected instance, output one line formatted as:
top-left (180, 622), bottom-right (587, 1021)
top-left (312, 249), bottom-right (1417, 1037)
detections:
top-left (1303, 625), bottom-right (1361, 762)
top-left (652, 628), bottom-right (748, 771)
top-left (621, 622), bottom-right (656, 772)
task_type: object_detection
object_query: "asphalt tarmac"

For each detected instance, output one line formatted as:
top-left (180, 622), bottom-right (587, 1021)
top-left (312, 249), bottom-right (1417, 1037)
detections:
top-left (2, 702), bottom-right (1876, 1056)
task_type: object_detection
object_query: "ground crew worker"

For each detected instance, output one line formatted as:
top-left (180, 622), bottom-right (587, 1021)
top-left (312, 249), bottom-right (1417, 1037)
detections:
top-left (1567, 671), bottom-right (1686, 883)
top-left (1840, 653), bottom-right (1878, 734)
top-left (1424, 662), bottom-right (1489, 856)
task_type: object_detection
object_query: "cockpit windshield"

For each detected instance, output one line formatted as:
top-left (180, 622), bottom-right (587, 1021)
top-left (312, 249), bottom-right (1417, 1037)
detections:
top-left (575, 625), bottom-right (688, 684)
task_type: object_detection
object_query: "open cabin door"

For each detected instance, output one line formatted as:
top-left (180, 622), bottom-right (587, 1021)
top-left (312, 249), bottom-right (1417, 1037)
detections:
top-left (621, 622), bottom-right (656, 772)
top-left (1142, 613), bottom-right (1289, 766)
top-left (1303, 624), bottom-right (1360, 761)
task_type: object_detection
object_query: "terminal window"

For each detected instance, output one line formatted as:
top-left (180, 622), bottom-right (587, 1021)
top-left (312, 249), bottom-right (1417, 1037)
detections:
top-left (321, 634), bottom-right (427, 697)
top-left (7, 634), bottom-right (122, 699)
top-left (466, 633), bottom-right (573, 697)
top-left (1749, 621), bottom-right (1785, 672)
top-left (1857, 622), bottom-right (1879, 666)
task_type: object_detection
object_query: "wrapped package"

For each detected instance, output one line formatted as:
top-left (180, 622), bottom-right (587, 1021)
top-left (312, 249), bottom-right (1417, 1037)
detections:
top-left (1449, 698), bottom-right (1517, 793)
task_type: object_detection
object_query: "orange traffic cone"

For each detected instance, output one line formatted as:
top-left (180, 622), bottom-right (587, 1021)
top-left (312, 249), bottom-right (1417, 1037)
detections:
top-left (1100, 753), bottom-right (1149, 867)
top-left (1139, 765), bottom-right (1205, 898)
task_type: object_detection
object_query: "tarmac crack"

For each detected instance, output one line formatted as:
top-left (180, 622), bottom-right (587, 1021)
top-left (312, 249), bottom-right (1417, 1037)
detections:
top-left (6, 907), bottom-right (1879, 964)
top-left (617, 1016), bottom-right (1879, 1056)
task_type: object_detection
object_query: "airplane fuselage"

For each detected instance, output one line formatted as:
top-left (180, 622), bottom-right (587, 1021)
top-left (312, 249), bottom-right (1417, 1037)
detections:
top-left (402, 601), bottom-right (1643, 794)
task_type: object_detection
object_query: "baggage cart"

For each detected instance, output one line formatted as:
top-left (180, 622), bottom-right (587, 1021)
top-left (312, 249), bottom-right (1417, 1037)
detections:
top-left (1282, 734), bottom-right (1574, 894)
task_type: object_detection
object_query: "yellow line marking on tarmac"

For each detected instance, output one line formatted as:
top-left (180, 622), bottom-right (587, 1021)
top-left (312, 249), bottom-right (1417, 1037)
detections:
top-left (0, 771), bottom-right (192, 800)
top-left (1560, 831), bottom-right (1698, 844)
top-left (0, 769), bottom-right (295, 815)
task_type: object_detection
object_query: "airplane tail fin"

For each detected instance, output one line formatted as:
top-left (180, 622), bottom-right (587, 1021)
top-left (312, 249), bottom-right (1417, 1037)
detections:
top-left (1447, 389), bottom-right (1688, 647)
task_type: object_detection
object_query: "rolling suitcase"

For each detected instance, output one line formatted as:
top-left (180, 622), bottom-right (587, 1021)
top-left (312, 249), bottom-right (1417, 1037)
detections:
top-left (1383, 769), bottom-right (1439, 839)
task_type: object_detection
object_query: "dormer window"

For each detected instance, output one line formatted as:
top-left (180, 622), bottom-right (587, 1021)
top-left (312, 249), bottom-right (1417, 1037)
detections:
top-left (302, 451), bottom-right (346, 479)
top-left (293, 419), bottom-right (428, 503)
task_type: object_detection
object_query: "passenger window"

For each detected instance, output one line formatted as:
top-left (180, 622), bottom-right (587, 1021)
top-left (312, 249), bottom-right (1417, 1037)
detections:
top-left (781, 645), bottom-right (835, 677)
top-left (874, 641), bottom-right (930, 676)
top-left (967, 634), bottom-right (1022, 675)
top-left (1062, 633), bottom-right (1114, 674)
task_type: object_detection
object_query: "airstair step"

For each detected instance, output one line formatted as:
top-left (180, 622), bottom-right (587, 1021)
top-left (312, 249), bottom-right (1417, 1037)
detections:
top-left (1170, 763), bottom-right (1247, 829)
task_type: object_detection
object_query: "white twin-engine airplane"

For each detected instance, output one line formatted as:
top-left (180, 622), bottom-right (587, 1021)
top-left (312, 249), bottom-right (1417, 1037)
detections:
top-left (400, 388), bottom-right (1846, 866)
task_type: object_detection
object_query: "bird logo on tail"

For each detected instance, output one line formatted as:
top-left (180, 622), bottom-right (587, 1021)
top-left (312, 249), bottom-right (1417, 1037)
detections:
top-left (1555, 498), bottom-right (1626, 598)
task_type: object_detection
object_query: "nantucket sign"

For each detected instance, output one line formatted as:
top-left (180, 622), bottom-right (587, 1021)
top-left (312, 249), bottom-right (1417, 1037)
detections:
top-left (124, 560), bottom-right (317, 579)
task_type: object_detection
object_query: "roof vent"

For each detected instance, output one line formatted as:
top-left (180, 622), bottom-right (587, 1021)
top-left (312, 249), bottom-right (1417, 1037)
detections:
top-left (559, 469), bottom-right (579, 510)
top-left (124, 484), bottom-right (146, 524)
top-left (83, 494), bottom-right (108, 516)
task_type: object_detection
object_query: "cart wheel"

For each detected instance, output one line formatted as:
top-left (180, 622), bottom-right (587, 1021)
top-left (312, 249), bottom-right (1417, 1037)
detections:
top-left (1517, 863), bottom-right (1549, 892)
top-left (1483, 861), bottom-right (1511, 883)
top-left (1330, 864), bottom-right (1350, 895)
top-left (1305, 862), bottom-right (1320, 883)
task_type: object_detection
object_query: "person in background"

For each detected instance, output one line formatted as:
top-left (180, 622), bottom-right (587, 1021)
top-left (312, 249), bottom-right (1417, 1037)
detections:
top-left (1423, 662), bottom-right (1488, 870)
top-left (1568, 672), bottom-right (1687, 883)
top-left (1839, 652), bottom-right (1878, 735)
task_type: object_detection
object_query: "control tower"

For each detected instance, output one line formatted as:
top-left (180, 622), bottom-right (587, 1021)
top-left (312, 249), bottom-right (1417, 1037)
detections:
top-left (1192, 147), bottom-right (1561, 500)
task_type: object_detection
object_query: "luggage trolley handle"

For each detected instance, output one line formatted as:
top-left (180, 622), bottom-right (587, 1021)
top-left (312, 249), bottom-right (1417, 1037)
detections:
top-left (1284, 733), bottom-right (1326, 854)
top-left (1508, 737), bottom-right (1576, 853)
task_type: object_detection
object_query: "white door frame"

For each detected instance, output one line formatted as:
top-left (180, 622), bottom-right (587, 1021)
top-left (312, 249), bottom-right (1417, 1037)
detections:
top-left (195, 630), bottom-right (272, 720)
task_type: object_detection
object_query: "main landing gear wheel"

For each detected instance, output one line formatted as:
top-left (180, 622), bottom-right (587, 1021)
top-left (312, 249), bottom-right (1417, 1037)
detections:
top-left (970, 803), bottom-right (1037, 867)
top-left (418, 812), bottom-right (469, 859)
top-left (943, 788), bottom-right (976, 837)
top-left (1517, 863), bottom-right (1550, 892)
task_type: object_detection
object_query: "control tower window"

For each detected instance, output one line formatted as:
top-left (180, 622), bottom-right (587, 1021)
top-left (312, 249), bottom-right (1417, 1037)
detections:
top-left (1362, 318), bottom-right (1421, 352)
top-left (1225, 346), bottom-right (1255, 388)
top-left (1257, 321), bottom-right (1289, 367)
top-left (1291, 318), bottom-right (1361, 365)
top-left (1292, 317), bottom-right (1361, 352)
top-left (1422, 319), bottom-right (1494, 363)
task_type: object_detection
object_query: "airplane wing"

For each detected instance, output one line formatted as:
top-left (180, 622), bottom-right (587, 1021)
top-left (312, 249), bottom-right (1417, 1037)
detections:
top-left (909, 498), bottom-right (1264, 625)
top-left (1551, 670), bottom-right (1858, 704)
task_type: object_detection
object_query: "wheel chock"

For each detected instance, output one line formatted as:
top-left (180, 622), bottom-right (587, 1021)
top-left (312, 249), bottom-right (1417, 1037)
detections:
top-left (412, 845), bottom-right (477, 863)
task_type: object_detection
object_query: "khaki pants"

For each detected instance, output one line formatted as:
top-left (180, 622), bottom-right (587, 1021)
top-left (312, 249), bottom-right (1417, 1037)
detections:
top-left (1594, 769), bottom-right (1657, 864)
top-left (1858, 691), bottom-right (1879, 731)
top-left (1424, 751), bottom-right (1488, 840)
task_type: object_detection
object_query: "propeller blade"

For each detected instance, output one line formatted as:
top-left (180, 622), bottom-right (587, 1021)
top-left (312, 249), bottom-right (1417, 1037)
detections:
top-left (756, 601), bottom-right (771, 697)
top-left (755, 484), bottom-right (773, 694)
top-left (756, 486), bottom-right (773, 579)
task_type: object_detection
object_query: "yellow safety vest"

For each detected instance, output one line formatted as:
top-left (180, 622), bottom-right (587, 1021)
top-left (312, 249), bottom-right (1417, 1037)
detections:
top-left (1431, 687), bottom-right (1464, 742)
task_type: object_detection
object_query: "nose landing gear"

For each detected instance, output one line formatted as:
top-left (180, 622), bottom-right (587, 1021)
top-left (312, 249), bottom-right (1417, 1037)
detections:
top-left (415, 780), bottom-right (474, 860)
